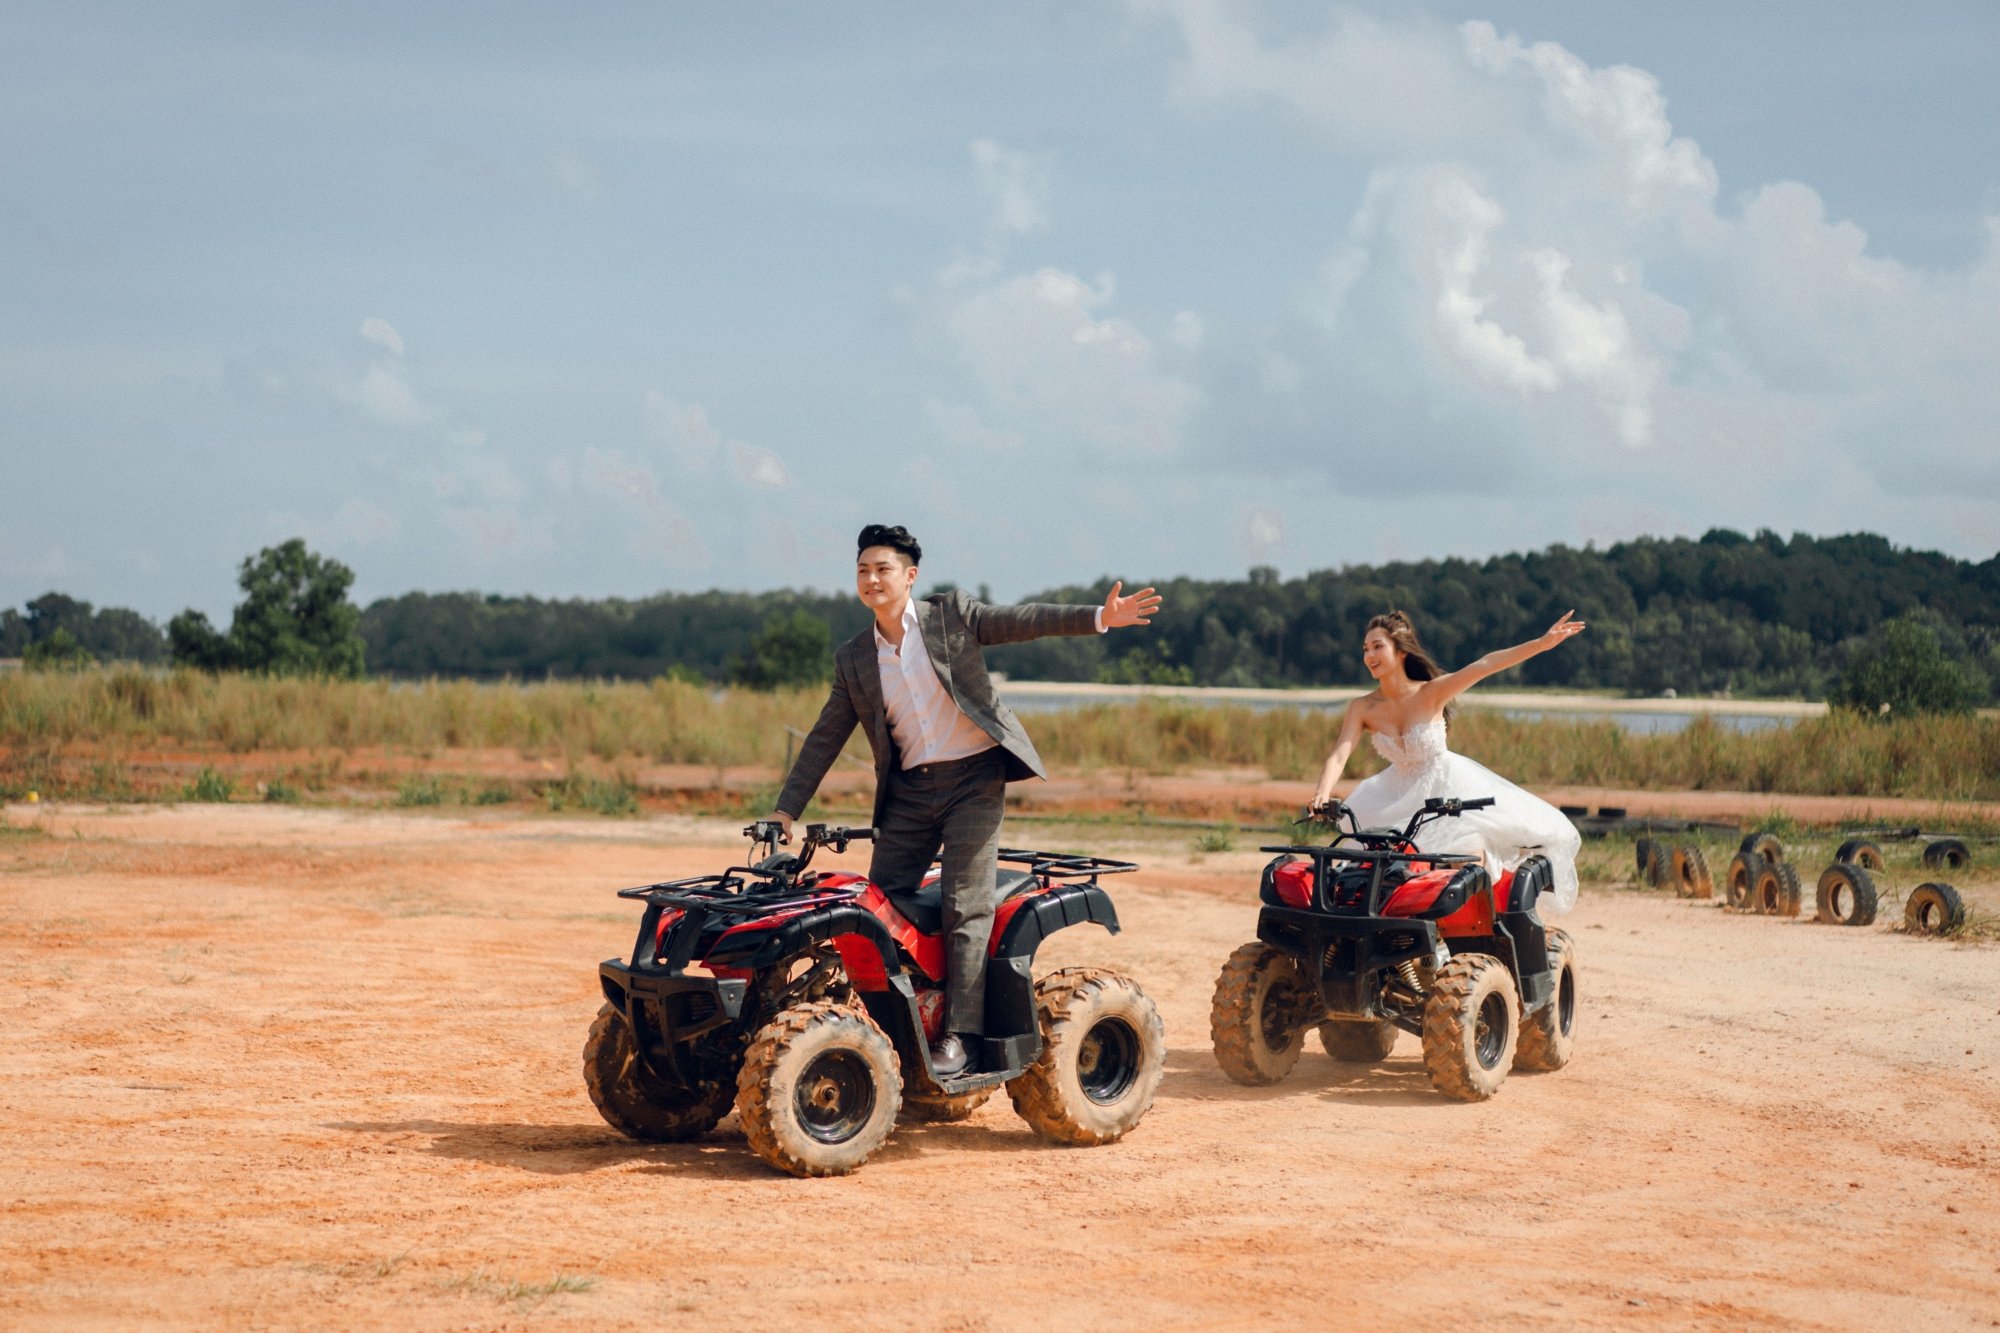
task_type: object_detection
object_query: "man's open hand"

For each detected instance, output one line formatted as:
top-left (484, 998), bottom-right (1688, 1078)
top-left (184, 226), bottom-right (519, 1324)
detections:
top-left (1101, 580), bottom-right (1163, 629)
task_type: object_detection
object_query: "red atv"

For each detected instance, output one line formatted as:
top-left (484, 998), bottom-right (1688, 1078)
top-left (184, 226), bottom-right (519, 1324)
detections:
top-left (1211, 797), bottom-right (1577, 1101)
top-left (587, 821), bottom-right (1165, 1177)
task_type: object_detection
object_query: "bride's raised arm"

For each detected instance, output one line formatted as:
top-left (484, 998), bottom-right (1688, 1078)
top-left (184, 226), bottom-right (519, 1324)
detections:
top-left (1419, 611), bottom-right (1587, 708)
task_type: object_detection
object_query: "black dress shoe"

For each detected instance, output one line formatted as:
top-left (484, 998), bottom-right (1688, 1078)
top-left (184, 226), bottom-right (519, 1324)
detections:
top-left (929, 1033), bottom-right (970, 1077)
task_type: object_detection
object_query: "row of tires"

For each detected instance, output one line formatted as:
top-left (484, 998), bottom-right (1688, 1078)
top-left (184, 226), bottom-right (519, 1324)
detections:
top-left (1634, 832), bottom-right (1969, 934)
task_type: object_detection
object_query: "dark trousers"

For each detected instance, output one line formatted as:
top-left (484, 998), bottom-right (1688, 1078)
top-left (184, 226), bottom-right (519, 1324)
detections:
top-left (868, 747), bottom-right (1007, 1036)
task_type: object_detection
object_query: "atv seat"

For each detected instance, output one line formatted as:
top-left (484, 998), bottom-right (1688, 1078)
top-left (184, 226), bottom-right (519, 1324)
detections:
top-left (883, 869), bottom-right (1039, 936)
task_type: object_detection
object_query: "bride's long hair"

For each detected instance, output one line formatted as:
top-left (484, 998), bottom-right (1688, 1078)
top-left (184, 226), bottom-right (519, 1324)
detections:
top-left (1367, 610), bottom-right (1453, 723)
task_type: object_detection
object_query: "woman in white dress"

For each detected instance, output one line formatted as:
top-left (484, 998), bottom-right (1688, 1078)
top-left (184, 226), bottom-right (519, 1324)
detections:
top-left (1309, 609), bottom-right (1587, 915)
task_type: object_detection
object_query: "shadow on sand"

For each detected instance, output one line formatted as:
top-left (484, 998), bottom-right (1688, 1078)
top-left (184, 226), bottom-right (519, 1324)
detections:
top-left (327, 1103), bottom-right (1051, 1178)
top-left (1155, 1045), bottom-right (1450, 1108)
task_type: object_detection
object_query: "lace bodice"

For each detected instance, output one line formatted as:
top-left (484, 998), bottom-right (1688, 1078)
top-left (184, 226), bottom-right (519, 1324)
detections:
top-left (1369, 716), bottom-right (1449, 772)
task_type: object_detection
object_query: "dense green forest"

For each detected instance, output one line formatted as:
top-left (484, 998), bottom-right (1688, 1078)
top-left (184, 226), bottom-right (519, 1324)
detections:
top-left (7, 530), bottom-right (1998, 701)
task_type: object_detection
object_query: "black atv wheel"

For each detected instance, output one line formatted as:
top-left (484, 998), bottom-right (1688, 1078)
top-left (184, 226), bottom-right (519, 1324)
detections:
top-left (1740, 831), bottom-right (1785, 863)
top-left (900, 1087), bottom-right (995, 1123)
top-left (1814, 863), bottom-right (1879, 927)
top-left (1634, 836), bottom-right (1656, 880)
top-left (1725, 851), bottom-right (1764, 910)
top-left (1834, 838), bottom-right (1885, 870)
top-left (1921, 838), bottom-right (1971, 871)
top-left (736, 999), bottom-right (902, 1177)
top-left (1210, 942), bottom-right (1308, 1085)
top-left (582, 1003), bottom-right (734, 1142)
top-left (1421, 953), bottom-right (1519, 1101)
top-left (1317, 1019), bottom-right (1398, 1063)
top-left (1514, 928), bottom-right (1577, 1072)
top-left (1904, 882), bottom-right (1967, 935)
top-left (1008, 967), bottom-right (1165, 1146)
top-left (1754, 860), bottom-right (1803, 918)
top-left (1671, 844), bottom-right (1714, 899)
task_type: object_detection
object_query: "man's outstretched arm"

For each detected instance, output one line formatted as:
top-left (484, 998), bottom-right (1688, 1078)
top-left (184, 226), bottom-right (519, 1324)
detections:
top-left (964, 582), bottom-right (1162, 646)
top-left (766, 669), bottom-right (859, 841)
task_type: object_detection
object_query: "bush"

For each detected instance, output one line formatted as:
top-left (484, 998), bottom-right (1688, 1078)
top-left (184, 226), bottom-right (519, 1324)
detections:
top-left (24, 628), bottom-right (94, 672)
top-left (264, 778), bottom-right (301, 804)
top-left (542, 773), bottom-right (639, 816)
top-left (395, 776), bottom-right (446, 807)
top-left (1828, 614), bottom-right (1979, 716)
top-left (183, 766), bottom-right (234, 802)
top-left (732, 610), bottom-right (831, 689)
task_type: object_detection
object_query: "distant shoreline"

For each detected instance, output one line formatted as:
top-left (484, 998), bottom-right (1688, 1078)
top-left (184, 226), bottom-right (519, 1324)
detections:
top-left (996, 678), bottom-right (1829, 718)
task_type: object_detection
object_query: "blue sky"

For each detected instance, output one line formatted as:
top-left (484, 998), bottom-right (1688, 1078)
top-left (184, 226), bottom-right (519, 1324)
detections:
top-left (4, 1), bottom-right (1997, 620)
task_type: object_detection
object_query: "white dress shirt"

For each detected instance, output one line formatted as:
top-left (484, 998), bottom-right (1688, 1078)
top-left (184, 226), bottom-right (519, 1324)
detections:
top-left (874, 598), bottom-right (1108, 770)
top-left (876, 599), bottom-right (999, 769)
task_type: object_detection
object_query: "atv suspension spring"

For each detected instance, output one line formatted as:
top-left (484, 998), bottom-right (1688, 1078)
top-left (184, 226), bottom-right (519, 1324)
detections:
top-left (1393, 958), bottom-right (1427, 999)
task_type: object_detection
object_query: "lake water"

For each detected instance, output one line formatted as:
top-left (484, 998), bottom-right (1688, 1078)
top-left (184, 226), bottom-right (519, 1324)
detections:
top-left (1000, 690), bottom-right (1795, 735)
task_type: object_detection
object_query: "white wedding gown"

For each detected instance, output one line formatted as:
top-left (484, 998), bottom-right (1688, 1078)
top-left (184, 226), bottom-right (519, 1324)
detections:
top-left (1343, 716), bottom-right (1581, 916)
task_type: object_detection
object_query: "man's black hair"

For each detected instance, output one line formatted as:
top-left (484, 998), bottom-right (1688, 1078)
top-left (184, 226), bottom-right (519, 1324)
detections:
top-left (857, 524), bottom-right (922, 566)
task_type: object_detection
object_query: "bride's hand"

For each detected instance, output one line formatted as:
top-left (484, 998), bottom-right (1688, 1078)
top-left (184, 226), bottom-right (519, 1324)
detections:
top-left (1542, 610), bottom-right (1587, 646)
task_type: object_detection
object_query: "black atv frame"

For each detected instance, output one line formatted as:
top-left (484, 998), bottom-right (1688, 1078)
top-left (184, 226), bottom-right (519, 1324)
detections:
top-left (597, 822), bottom-right (1137, 1101)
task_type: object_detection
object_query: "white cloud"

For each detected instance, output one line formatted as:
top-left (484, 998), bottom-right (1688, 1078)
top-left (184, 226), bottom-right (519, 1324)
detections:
top-left (1133, 1), bottom-right (2000, 493)
top-left (645, 391), bottom-right (721, 468)
top-left (352, 361), bottom-right (431, 425)
top-left (359, 317), bottom-right (404, 356)
top-left (970, 138), bottom-right (1050, 237)
top-left (582, 446), bottom-right (707, 565)
top-left (728, 440), bottom-right (790, 488)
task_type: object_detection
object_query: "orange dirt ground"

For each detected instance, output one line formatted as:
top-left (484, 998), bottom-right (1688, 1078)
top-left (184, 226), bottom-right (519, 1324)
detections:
top-left (3, 803), bottom-right (1997, 1331)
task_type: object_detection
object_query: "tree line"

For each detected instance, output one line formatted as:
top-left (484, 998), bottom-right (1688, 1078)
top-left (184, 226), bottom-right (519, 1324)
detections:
top-left (5, 529), bottom-right (1997, 706)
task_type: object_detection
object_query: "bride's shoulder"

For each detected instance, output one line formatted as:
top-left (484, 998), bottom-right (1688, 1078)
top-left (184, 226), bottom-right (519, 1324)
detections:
top-left (1347, 692), bottom-right (1389, 728)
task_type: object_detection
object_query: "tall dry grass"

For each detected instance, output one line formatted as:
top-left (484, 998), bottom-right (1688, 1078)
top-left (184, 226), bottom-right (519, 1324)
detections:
top-left (2, 669), bottom-right (1996, 800)
top-left (0, 668), bottom-right (826, 766)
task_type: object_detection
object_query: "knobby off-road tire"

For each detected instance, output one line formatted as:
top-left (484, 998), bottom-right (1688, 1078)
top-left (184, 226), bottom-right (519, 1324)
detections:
top-left (736, 999), bottom-right (902, 1178)
top-left (1834, 839), bottom-right (1886, 870)
top-left (1672, 844), bottom-right (1714, 899)
top-left (899, 1087), bottom-right (995, 1123)
top-left (1318, 1018), bottom-right (1398, 1062)
top-left (1904, 882), bottom-right (1967, 935)
top-left (1514, 928), bottom-right (1577, 1073)
top-left (1210, 942), bottom-right (1308, 1085)
top-left (1725, 852), bottom-right (1764, 911)
top-left (1009, 967), bottom-right (1165, 1147)
top-left (1634, 837), bottom-right (1658, 882)
top-left (1814, 863), bottom-right (1879, 927)
top-left (1740, 832), bottom-right (1786, 863)
top-left (1421, 954), bottom-right (1520, 1101)
top-left (1754, 860), bottom-right (1803, 917)
top-left (583, 1003), bottom-right (734, 1142)
top-left (1922, 838), bottom-right (1971, 871)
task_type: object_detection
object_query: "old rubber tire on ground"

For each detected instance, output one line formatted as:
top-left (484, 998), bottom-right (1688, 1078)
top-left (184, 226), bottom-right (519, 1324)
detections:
top-left (1210, 941), bottom-right (1309, 1085)
top-left (1921, 838), bottom-right (1970, 871)
top-left (1725, 851), bottom-right (1764, 910)
top-left (736, 999), bottom-right (902, 1177)
top-left (1671, 844), bottom-right (1714, 899)
top-left (1318, 1018), bottom-right (1398, 1062)
top-left (1834, 838), bottom-right (1885, 870)
top-left (1904, 882), bottom-right (1967, 935)
top-left (899, 1086), bottom-right (995, 1123)
top-left (1008, 967), bottom-right (1165, 1146)
top-left (1740, 831), bottom-right (1785, 863)
top-left (1634, 836), bottom-right (1657, 880)
top-left (1814, 863), bottom-right (1878, 927)
top-left (1421, 953), bottom-right (1520, 1101)
top-left (583, 1003), bottom-right (734, 1142)
top-left (1514, 928), bottom-right (1577, 1073)
top-left (1754, 860), bottom-right (1803, 918)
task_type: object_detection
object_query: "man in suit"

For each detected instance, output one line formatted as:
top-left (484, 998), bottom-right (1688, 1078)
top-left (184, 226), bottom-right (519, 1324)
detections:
top-left (766, 523), bottom-right (1161, 1076)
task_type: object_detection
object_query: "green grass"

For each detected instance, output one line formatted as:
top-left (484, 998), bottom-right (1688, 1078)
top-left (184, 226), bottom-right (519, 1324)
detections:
top-left (394, 775), bottom-right (447, 807)
top-left (263, 777), bottom-right (301, 803)
top-left (182, 766), bottom-right (234, 803)
top-left (542, 772), bottom-right (639, 816)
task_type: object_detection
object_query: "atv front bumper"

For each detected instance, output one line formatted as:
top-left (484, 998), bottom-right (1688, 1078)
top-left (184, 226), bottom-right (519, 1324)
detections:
top-left (600, 960), bottom-right (750, 1084)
